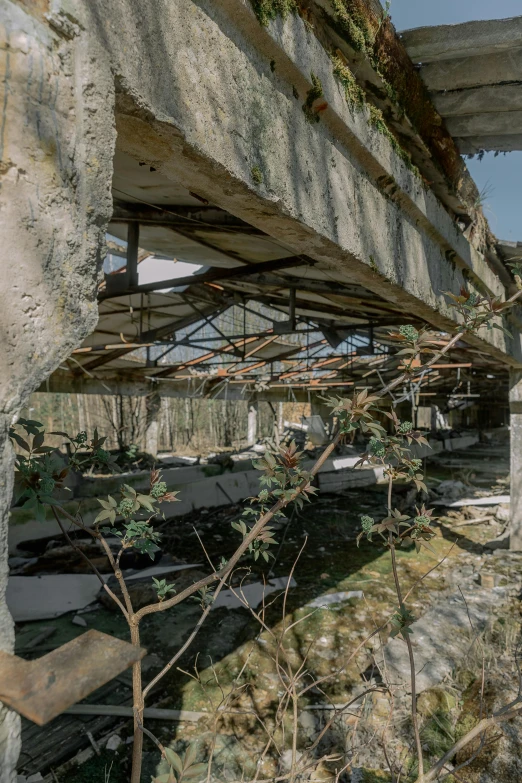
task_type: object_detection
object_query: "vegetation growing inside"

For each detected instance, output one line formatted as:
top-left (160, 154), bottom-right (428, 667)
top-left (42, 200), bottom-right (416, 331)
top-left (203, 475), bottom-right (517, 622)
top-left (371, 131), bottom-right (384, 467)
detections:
top-left (10, 285), bottom-right (522, 783)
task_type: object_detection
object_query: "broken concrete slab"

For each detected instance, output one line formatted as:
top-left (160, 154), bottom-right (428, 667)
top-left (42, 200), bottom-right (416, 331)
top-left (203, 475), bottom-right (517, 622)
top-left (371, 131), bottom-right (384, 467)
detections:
top-left (212, 577), bottom-right (296, 611)
top-left (306, 591), bottom-right (363, 609)
top-left (124, 563), bottom-right (203, 582)
top-left (384, 584), bottom-right (508, 693)
top-left (432, 494), bottom-right (510, 507)
top-left (6, 575), bottom-right (105, 622)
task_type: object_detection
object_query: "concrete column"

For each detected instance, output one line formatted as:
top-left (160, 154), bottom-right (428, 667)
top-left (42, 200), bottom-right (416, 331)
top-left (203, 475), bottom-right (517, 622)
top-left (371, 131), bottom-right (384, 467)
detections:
top-left (248, 402), bottom-right (258, 446)
top-left (145, 391), bottom-right (161, 458)
top-left (510, 370), bottom-right (522, 550)
top-left (0, 4), bottom-right (115, 778)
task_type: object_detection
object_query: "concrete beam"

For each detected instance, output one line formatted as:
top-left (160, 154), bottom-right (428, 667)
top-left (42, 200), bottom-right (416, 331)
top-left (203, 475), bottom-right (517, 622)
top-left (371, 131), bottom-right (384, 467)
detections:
top-left (457, 134), bottom-right (522, 154)
top-left (446, 110), bottom-right (522, 138)
top-left (111, 202), bottom-right (264, 232)
top-left (35, 374), bottom-right (331, 403)
top-left (419, 48), bottom-right (522, 92)
top-left (70, 0), bottom-right (521, 365)
top-left (401, 17), bottom-right (522, 63)
top-left (433, 83), bottom-right (522, 117)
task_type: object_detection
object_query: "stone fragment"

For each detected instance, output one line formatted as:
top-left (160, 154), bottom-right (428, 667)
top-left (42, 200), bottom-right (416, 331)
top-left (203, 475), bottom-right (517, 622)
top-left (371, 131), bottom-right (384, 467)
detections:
top-left (105, 735), bottom-right (122, 751)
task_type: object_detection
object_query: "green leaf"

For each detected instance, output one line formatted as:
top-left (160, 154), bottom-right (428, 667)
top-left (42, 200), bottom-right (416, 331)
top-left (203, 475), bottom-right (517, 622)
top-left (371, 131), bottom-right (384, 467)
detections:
top-left (164, 749), bottom-right (183, 775)
top-left (10, 432), bottom-right (30, 451)
top-left (184, 742), bottom-right (198, 770)
top-left (94, 509), bottom-right (115, 524)
top-left (137, 494), bottom-right (156, 513)
top-left (152, 772), bottom-right (176, 783)
top-left (184, 763), bottom-right (208, 779)
top-left (33, 431), bottom-right (45, 449)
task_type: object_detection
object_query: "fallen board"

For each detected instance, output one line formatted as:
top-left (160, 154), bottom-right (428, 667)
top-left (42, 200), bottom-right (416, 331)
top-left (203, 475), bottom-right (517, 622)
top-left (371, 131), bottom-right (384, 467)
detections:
top-left (7, 574), bottom-right (106, 621)
top-left (431, 494), bottom-right (510, 507)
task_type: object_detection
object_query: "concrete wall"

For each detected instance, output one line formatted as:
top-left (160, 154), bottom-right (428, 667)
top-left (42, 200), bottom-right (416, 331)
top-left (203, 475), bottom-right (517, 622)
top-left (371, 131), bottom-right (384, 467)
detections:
top-left (8, 434), bottom-right (480, 554)
top-left (0, 3), bottom-right (115, 778)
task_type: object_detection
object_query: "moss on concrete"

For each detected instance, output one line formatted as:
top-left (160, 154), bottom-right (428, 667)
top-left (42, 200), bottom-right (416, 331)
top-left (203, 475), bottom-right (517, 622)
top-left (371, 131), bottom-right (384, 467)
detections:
top-left (368, 105), bottom-right (420, 176)
top-left (331, 55), bottom-right (364, 109)
top-left (331, 0), bottom-right (377, 55)
top-left (250, 0), bottom-right (297, 27)
top-left (251, 165), bottom-right (264, 184)
top-left (335, 2), bottom-right (464, 188)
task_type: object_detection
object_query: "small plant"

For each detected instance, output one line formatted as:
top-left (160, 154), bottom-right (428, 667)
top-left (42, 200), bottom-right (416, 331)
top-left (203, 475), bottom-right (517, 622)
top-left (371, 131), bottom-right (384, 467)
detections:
top-left (151, 743), bottom-right (207, 783)
top-left (251, 165), bottom-right (263, 185)
top-left (302, 71), bottom-right (326, 123)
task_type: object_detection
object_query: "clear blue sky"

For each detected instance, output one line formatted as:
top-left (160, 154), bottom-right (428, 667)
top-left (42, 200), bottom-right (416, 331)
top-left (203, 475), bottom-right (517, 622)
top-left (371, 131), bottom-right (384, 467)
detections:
top-left (390, 0), bottom-right (522, 241)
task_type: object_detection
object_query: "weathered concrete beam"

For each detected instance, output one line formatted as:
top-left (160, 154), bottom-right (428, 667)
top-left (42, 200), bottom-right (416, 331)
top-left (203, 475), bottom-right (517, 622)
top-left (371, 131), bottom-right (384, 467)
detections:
top-left (35, 374), bottom-right (335, 403)
top-left (446, 110), bottom-right (522, 138)
top-left (111, 201), bottom-right (265, 232)
top-left (72, 0), bottom-right (521, 365)
top-left (433, 83), bottom-right (522, 117)
top-left (457, 134), bottom-right (522, 154)
top-left (401, 17), bottom-right (522, 63)
top-left (418, 48), bottom-right (522, 92)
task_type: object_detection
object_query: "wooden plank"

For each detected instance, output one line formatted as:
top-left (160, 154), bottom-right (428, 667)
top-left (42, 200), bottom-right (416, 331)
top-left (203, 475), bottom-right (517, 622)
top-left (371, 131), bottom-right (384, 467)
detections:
top-left (0, 631), bottom-right (145, 725)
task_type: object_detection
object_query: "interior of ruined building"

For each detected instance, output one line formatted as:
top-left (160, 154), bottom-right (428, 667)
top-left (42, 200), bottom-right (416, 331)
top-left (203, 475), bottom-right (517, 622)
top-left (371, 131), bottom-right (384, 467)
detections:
top-left (4, 1), bottom-right (522, 782)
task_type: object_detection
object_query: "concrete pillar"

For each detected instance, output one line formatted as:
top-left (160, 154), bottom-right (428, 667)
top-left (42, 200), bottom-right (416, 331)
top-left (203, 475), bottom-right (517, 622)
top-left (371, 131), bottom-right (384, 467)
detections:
top-left (510, 371), bottom-right (522, 550)
top-left (248, 402), bottom-right (258, 446)
top-left (0, 4), bottom-right (115, 778)
top-left (145, 391), bottom-right (161, 458)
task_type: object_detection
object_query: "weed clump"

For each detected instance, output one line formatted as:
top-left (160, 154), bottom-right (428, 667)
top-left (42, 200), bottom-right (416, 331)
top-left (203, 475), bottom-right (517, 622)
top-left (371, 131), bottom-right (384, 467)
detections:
top-left (302, 72), bottom-right (324, 123)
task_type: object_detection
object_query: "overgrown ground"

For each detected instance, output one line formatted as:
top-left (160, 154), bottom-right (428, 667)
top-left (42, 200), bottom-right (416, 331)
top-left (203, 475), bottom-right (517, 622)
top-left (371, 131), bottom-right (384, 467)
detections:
top-left (15, 440), bottom-right (522, 782)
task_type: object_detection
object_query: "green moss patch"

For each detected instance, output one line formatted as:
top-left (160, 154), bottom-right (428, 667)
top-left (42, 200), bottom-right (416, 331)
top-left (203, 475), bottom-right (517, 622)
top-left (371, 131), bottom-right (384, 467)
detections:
top-left (250, 0), bottom-right (297, 26)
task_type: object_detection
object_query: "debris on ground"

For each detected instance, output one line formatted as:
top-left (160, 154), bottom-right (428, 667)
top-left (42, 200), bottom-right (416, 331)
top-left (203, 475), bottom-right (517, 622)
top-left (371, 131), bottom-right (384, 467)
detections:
top-left (13, 436), bottom-right (522, 783)
top-left (212, 576), bottom-right (297, 610)
top-left (7, 575), bottom-right (106, 621)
